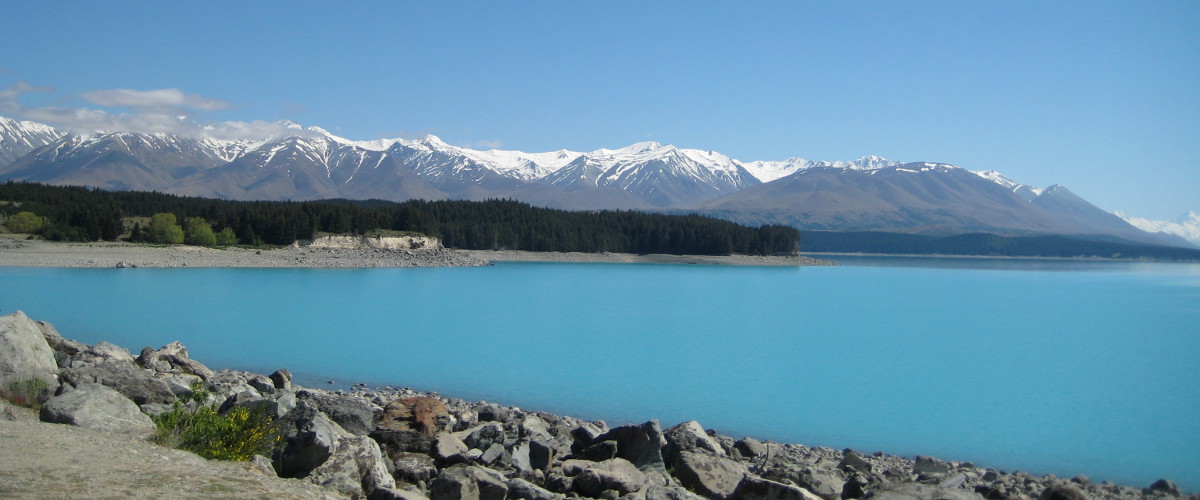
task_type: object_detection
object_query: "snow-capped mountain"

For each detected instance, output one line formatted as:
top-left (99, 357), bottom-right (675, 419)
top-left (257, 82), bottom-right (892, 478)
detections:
top-left (170, 132), bottom-right (442, 201)
top-left (972, 170), bottom-right (1046, 201)
top-left (545, 142), bottom-right (759, 207)
top-left (0, 114), bottom-right (1186, 247)
top-left (0, 131), bottom-right (238, 192)
top-left (741, 155), bottom-right (899, 183)
top-left (1119, 211), bottom-right (1200, 246)
top-left (0, 116), bottom-right (66, 166)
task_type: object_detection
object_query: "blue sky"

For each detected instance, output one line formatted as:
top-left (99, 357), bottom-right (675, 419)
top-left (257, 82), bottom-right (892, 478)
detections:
top-left (1, 1), bottom-right (1196, 219)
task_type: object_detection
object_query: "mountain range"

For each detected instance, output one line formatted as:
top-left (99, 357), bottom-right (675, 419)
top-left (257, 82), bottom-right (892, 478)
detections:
top-left (0, 115), bottom-right (1191, 248)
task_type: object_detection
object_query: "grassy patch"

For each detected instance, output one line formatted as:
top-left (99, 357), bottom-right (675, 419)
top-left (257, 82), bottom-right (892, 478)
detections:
top-left (2, 378), bottom-right (50, 409)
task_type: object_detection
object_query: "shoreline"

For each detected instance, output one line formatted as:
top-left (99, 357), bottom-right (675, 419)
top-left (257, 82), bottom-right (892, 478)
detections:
top-left (0, 236), bottom-right (835, 268)
top-left (805, 251), bottom-right (1197, 262)
top-left (463, 249), bottom-right (834, 266)
top-left (2, 311), bottom-right (1192, 499)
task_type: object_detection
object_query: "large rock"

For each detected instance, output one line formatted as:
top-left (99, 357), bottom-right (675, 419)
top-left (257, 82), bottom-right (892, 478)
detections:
top-left (297, 390), bottom-right (381, 436)
top-left (507, 477), bottom-right (565, 500)
top-left (307, 434), bottom-right (396, 499)
top-left (576, 439), bottom-right (619, 461)
top-left (33, 317), bottom-right (85, 362)
top-left (391, 452), bottom-right (439, 485)
top-left (135, 341), bottom-right (214, 379)
top-left (839, 450), bottom-right (873, 475)
top-left (734, 437), bottom-right (768, 458)
top-left (569, 420), bottom-right (608, 454)
top-left (912, 456), bottom-right (951, 476)
top-left (60, 360), bottom-right (175, 405)
top-left (275, 409), bottom-right (354, 478)
top-left (0, 311), bottom-right (61, 396)
top-left (432, 432), bottom-right (469, 464)
top-left (594, 420), bottom-right (669, 483)
top-left (673, 450), bottom-right (748, 499)
top-left (1147, 479), bottom-right (1182, 497)
top-left (269, 368), bottom-right (292, 390)
top-left (510, 436), bottom-right (555, 473)
top-left (371, 428), bottom-right (436, 455)
top-left (571, 458), bottom-right (647, 497)
top-left (732, 475), bottom-right (824, 500)
top-left (39, 383), bottom-right (156, 436)
top-left (663, 420), bottom-right (724, 466)
top-left (87, 341), bottom-right (135, 363)
top-left (474, 403), bottom-right (512, 424)
top-left (204, 370), bottom-right (261, 402)
top-left (457, 422), bottom-right (507, 451)
top-left (429, 464), bottom-right (509, 500)
top-left (792, 468), bottom-right (846, 500)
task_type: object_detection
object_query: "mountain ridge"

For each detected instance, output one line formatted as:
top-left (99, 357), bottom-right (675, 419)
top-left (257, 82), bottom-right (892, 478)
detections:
top-left (0, 115), bottom-right (1188, 248)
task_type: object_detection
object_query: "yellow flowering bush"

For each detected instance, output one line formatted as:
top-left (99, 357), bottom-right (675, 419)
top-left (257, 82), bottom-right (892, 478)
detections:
top-left (152, 382), bottom-right (281, 461)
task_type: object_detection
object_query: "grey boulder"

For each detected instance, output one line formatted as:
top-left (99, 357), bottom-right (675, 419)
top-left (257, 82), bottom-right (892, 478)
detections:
top-left (60, 360), bottom-right (176, 405)
top-left (731, 475), bottom-right (824, 500)
top-left (429, 464), bottom-right (509, 500)
top-left (506, 477), bottom-right (565, 500)
top-left (594, 420), bottom-right (670, 484)
top-left (275, 409), bottom-right (353, 478)
top-left (571, 457), bottom-right (647, 497)
top-left (0, 311), bottom-right (60, 395)
top-left (673, 450), bottom-right (748, 499)
top-left (39, 383), bottom-right (156, 437)
top-left (307, 434), bottom-right (396, 499)
top-left (297, 389), bottom-right (381, 436)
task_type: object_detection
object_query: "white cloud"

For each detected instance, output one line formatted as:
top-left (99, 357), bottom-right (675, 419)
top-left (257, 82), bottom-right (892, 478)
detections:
top-left (468, 139), bottom-right (504, 150)
top-left (80, 88), bottom-right (229, 111)
top-left (0, 80), bottom-right (313, 141)
top-left (0, 81), bottom-right (56, 101)
top-left (1118, 210), bottom-right (1200, 246)
top-left (201, 120), bottom-right (319, 141)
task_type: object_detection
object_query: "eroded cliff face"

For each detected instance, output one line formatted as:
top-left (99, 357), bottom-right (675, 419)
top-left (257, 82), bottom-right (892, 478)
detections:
top-left (303, 234), bottom-right (442, 251)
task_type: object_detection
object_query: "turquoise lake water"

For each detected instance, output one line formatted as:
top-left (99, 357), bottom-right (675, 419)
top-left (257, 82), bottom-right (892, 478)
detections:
top-left (2, 257), bottom-right (1198, 491)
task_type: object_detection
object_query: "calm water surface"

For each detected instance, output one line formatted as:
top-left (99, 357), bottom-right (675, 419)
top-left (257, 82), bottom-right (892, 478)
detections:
top-left (2, 257), bottom-right (1197, 490)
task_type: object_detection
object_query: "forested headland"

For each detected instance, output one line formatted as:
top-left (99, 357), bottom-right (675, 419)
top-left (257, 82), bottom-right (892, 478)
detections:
top-left (0, 182), bottom-right (799, 256)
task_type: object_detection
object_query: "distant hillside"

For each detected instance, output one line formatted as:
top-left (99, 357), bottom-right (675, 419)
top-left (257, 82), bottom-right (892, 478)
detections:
top-left (801, 231), bottom-right (1200, 261)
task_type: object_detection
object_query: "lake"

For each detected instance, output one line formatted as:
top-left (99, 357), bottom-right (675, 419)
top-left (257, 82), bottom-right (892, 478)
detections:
top-left (2, 256), bottom-right (1198, 491)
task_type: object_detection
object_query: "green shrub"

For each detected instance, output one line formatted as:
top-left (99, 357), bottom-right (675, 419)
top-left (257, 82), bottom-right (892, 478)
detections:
top-left (2, 378), bottom-right (50, 409)
top-left (152, 382), bottom-right (280, 461)
top-left (5, 211), bottom-right (43, 234)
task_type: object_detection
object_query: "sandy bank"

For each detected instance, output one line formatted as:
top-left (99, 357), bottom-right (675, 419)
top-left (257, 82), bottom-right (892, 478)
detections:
top-left (0, 236), bottom-right (486, 268)
top-left (0, 236), bottom-right (834, 268)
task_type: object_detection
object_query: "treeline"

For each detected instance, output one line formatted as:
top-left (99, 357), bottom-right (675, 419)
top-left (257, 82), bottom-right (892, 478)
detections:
top-left (801, 231), bottom-right (1200, 261)
top-left (0, 182), bottom-right (799, 256)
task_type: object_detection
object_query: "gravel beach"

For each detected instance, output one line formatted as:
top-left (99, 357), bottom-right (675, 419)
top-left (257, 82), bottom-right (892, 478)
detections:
top-left (0, 236), bottom-right (833, 268)
top-left (0, 236), bottom-right (487, 268)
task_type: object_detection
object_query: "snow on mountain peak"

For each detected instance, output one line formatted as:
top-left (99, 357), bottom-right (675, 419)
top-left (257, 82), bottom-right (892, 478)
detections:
top-left (419, 134), bottom-right (448, 146)
top-left (1118, 210), bottom-right (1200, 245)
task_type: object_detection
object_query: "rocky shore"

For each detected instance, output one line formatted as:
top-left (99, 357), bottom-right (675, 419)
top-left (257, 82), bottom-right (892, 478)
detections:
top-left (1, 311), bottom-right (1189, 500)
